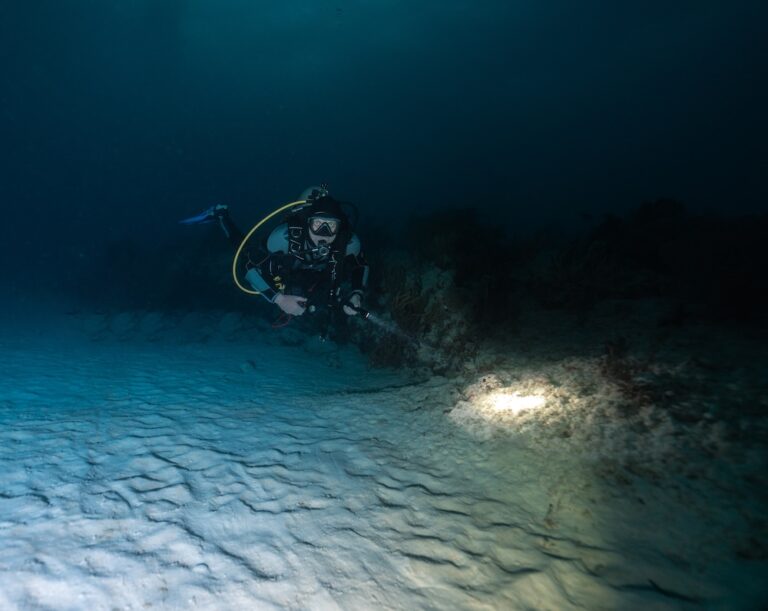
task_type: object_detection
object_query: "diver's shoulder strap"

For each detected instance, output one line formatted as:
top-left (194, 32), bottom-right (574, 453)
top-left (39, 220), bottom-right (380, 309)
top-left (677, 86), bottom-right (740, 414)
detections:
top-left (285, 212), bottom-right (307, 258)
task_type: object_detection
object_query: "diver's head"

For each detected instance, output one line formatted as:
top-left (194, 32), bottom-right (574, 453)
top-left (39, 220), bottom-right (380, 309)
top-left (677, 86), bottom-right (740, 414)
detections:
top-left (299, 184), bottom-right (329, 203)
top-left (306, 194), bottom-right (345, 247)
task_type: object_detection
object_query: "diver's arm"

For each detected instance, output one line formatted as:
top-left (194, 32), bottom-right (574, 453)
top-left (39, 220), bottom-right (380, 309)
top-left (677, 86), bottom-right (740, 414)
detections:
top-left (347, 263), bottom-right (368, 296)
top-left (344, 234), bottom-right (369, 295)
top-left (342, 246), bottom-right (368, 318)
top-left (243, 224), bottom-right (291, 303)
top-left (244, 263), bottom-right (279, 303)
top-left (245, 261), bottom-right (306, 315)
top-left (246, 254), bottom-right (309, 315)
top-left (342, 248), bottom-right (368, 315)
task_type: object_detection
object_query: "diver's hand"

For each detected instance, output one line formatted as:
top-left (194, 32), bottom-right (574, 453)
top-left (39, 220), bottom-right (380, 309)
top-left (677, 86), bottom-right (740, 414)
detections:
top-left (275, 294), bottom-right (307, 316)
top-left (343, 292), bottom-right (362, 316)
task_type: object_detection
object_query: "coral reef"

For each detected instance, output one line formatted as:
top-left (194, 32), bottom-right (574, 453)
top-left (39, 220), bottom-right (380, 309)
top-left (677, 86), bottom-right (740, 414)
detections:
top-left (356, 251), bottom-right (475, 372)
top-left (355, 209), bottom-right (519, 372)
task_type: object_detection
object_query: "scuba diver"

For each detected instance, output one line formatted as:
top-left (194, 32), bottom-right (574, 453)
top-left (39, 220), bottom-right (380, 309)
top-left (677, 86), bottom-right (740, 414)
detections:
top-left (181, 185), bottom-right (369, 334)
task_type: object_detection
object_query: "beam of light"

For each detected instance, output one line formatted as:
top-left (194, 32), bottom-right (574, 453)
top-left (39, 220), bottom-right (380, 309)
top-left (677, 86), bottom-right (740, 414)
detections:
top-left (489, 392), bottom-right (546, 415)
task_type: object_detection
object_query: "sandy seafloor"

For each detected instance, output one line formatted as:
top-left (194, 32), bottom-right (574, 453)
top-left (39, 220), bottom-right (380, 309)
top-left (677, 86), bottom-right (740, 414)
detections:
top-left (0, 309), bottom-right (766, 610)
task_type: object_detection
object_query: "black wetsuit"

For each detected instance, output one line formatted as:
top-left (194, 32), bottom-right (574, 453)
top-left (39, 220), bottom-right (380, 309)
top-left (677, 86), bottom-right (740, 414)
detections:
top-left (219, 212), bottom-right (369, 311)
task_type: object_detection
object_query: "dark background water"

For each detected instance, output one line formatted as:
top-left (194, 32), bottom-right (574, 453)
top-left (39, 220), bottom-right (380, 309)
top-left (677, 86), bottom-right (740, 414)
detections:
top-left (1, 1), bottom-right (766, 301)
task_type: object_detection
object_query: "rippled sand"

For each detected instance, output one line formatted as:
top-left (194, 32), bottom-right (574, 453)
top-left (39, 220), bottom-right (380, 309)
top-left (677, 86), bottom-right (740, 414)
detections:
top-left (0, 319), bottom-right (764, 609)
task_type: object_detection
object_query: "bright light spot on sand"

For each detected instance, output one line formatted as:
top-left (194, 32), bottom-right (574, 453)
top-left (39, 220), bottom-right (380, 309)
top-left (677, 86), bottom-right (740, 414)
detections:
top-left (490, 392), bottom-right (546, 414)
top-left (449, 377), bottom-right (552, 436)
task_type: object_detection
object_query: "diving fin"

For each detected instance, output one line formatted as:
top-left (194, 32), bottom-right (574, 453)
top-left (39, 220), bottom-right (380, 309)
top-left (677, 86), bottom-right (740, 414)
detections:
top-left (179, 204), bottom-right (228, 225)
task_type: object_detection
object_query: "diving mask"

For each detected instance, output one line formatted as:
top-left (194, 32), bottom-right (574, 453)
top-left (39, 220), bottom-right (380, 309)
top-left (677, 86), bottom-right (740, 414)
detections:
top-left (309, 216), bottom-right (340, 237)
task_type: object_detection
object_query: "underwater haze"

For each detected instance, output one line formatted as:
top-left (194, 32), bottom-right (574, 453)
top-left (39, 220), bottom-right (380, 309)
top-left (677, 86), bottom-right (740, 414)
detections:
top-left (1, 0), bottom-right (768, 294)
top-left (1, 2), bottom-right (768, 610)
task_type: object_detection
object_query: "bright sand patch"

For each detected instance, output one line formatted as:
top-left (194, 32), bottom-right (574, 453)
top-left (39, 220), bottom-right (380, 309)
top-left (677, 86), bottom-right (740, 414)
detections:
top-left (0, 324), bottom-right (765, 609)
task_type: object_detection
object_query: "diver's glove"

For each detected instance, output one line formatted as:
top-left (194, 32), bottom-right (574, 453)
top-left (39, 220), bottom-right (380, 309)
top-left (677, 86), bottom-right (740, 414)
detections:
top-left (275, 294), bottom-right (307, 316)
top-left (343, 291), bottom-right (363, 316)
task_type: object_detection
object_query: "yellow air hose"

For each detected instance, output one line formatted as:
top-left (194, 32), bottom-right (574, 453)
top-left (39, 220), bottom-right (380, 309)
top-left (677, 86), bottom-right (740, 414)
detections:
top-left (232, 199), bottom-right (307, 295)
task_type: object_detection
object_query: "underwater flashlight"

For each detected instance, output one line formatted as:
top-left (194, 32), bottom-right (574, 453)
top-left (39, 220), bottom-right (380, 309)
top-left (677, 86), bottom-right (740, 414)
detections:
top-left (341, 299), bottom-right (371, 319)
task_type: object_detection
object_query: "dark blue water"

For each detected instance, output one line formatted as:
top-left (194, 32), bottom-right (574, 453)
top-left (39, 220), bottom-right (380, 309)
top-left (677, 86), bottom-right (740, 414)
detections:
top-left (2, 1), bottom-right (767, 302)
top-left (1, 5), bottom-right (767, 608)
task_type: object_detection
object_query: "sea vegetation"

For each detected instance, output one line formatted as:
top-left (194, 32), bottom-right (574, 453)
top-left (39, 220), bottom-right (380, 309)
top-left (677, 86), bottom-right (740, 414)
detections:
top-left (73, 199), bottom-right (767, 376)
top-left (359, 199), bottom-right (767, 370)
top-left (357, 208), bottom-right (518, 372)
